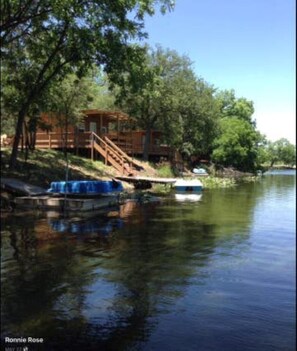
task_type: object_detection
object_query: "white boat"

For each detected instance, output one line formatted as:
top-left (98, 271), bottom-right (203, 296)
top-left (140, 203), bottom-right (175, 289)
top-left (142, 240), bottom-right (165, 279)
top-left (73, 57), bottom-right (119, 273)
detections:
top-left (192, 168), bottom-right (208, 176)
top-left (173, 179), bottom-right (203, 192)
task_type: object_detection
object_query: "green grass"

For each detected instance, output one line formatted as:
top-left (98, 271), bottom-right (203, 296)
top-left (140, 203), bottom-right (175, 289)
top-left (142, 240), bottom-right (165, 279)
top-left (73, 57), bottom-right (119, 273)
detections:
top-left (1, 148), bottom-right (116, 188)
top-left (200, 176), bottom-right (236, 189)
top-left (155, 163), bottom-right (176, 178)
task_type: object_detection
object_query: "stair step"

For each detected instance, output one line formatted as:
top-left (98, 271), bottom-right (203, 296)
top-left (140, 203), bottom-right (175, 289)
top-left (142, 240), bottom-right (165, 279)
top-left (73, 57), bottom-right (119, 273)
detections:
top-left (92, 134), bottom-right (140, 175)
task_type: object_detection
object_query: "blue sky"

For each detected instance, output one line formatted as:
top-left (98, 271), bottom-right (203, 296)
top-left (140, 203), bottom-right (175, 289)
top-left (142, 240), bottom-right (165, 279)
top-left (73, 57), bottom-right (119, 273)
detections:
top-left (142, 0), bottom-right (296, 144)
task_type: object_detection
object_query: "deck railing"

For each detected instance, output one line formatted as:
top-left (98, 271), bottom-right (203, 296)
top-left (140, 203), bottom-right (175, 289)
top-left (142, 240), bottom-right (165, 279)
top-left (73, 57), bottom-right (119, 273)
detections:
top-left (34, 131), bottom-right (171, 157)
top-left (35, 132), bottom-right (91, 149)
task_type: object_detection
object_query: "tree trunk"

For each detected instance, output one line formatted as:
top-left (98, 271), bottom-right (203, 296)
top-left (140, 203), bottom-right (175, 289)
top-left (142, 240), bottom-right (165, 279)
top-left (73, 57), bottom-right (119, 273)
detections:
top-left (9, 107), bottom-right (27, 169)
top-left (143, 127), bottom-right (151, 161)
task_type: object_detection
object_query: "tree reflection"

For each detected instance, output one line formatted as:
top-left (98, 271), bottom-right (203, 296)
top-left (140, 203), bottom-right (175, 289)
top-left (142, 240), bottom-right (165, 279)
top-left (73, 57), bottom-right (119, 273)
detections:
top-left (2, 176), bottom-right (281, 350)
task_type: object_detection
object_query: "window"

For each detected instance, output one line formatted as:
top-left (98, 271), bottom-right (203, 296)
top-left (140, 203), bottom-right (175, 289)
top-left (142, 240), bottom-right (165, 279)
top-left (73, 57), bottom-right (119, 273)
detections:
top-left (78, 123), bottom-right (85, 132)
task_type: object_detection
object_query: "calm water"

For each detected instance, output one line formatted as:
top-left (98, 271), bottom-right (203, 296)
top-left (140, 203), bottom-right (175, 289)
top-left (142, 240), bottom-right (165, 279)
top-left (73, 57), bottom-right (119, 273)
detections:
top-left (1, 171), bottom-right (296, 351)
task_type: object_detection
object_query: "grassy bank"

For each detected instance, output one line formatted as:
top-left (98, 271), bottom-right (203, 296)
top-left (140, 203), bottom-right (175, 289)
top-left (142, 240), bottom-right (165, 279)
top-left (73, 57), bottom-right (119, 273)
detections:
top-left (1, 148), bottom-right (118, 188)
top-left (1, 148), bottom-right (260, 192)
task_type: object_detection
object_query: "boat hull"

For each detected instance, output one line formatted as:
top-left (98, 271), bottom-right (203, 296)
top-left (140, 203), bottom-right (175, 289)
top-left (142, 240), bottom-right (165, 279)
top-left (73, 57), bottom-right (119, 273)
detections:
top-left (15, 195), bottom-right (119, 212)
top-left (173, 179), bottom-right (203, 193)
top-left (174, 185), bottom-right (202, 192)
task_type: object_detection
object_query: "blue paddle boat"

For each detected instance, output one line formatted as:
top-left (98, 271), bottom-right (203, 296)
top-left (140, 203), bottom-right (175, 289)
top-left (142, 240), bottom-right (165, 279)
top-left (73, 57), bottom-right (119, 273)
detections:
top-left (47, 179), bottom-right (123, 197)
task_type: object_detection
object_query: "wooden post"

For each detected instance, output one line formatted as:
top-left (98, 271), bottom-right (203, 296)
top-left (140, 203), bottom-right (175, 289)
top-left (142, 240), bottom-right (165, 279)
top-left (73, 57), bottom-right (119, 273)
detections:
top-left (100, 114), bottom-right (103, 136)
top-left (74, 128), bottom-right (78, 155)
top-left (91, 133), bottom-right (94, 160)
top-left (117, 115), bottom-right (120, 143)
top-left (49, 133), bottom-right (51, 148)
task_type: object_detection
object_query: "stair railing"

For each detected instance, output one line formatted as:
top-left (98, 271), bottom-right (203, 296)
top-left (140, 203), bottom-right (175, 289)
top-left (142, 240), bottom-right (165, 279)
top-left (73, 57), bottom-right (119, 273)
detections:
top-left (91, 132), bottom-right (132, 175)
top-left (103, 136), bottom-right (134, 170)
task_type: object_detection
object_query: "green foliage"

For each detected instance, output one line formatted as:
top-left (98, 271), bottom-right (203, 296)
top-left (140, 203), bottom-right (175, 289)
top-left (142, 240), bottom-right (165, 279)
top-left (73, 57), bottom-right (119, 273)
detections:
top-left (114, 45), bottom-right (193, 159)
top-left (216, 89), bottom-right (255, 125)
top-left (200, 176), bottom-right (236, 189)
top-left (1, 0), bottom-right (175, 167)
top-left (210, 89), bottom-right (263, 172)
top-left (0, 112), bottom-right (17, 136)
top-left (45, 69), bottom-right (110, 128)
top-left (265, 138), bottom-right (296, 167)
top-left (211, 117), bottom-right (262, 172)
top-left (180, 79), bottom-right (220, 158)
top-left (155, 163), bottom-right (175, 178)
top-left (115, 45), bottom-right (220, 160)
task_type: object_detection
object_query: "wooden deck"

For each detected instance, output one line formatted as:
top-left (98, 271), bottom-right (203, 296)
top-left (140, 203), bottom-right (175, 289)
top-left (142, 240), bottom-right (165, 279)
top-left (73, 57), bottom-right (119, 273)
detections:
top-left (116, 176), bottom-right (177, 184)
top-left (34, 131), bottom-right (172, 157)
top-left (115, 176), bottom-right (177, 189)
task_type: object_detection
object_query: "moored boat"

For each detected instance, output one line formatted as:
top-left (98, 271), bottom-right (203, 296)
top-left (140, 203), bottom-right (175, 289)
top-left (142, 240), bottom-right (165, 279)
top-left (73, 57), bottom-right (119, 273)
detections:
top-left (173, 179), bottom-right (203, 192)
top-left (47, 179), bottom-right (123, 197)
top-left (192, 168), bottom-right (208, 176)
top-left (14, 180), bottom-right (124, 212)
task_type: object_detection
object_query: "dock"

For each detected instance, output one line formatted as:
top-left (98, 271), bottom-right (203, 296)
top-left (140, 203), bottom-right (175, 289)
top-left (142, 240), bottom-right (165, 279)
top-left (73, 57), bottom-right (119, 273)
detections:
top-left (14, 195), bottom-right (119, 212)
top-left (1, 178), bottom-right (47, 196)
top-left (1, 178), bottom-right (119, 212)
top-left (115, 176), bottom-right (177, 189)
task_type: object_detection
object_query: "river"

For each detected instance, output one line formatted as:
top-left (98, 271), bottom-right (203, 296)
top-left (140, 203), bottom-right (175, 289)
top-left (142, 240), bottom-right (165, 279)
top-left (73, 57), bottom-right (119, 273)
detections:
top-left (1, 170), bottom-right (295, 350)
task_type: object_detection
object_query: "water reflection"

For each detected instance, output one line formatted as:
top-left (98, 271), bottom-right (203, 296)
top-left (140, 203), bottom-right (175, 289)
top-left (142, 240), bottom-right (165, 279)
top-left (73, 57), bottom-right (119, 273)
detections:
top-left (1, 172), bottom-right (296, 350)
top-left (174, 193), bottom-right (203, 202)
top-left (49, 217), bottom-right (124, 235)
top-left (0, 198), bottom-right (245, 350)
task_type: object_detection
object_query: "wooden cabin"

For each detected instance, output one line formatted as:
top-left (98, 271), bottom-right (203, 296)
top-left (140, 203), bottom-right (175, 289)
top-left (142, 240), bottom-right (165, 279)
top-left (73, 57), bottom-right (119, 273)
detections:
top-left (35, 109), bottom-right (171, 159)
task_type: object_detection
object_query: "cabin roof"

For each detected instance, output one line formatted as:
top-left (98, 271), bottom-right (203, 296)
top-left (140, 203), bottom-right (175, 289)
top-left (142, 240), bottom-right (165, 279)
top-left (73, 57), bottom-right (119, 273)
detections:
top-left (82, 109), bottom-right (130, 121)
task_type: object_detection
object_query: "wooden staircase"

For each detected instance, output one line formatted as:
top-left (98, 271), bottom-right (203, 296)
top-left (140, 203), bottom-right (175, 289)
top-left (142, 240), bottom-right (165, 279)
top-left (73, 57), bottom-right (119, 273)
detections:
top-left (90, 132), bottom-right (143, 176)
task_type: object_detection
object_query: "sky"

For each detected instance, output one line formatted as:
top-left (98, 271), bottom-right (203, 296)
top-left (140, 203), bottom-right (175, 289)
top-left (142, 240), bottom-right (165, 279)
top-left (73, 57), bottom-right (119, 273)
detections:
top-left (142, 0), bottom-right (296, 144)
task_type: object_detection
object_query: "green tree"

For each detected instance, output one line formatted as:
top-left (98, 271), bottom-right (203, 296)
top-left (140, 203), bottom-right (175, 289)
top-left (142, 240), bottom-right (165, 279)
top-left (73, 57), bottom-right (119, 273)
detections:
top-left (115, 45), bottom-right (219, 161)
top-left (266, 138), bottom-right (296, 167)
top-left (46, 71), bottom-right (100, 141)
top-left (114, 45), bottom-right (191, 159)
top-left (211, 117), bottom-right (262, 172)
top-left (180, 79), bottom-right (220, 159)
top-left (1, 0), bottom-right (175, 168)
top-left (216, 89), bottom-right (255, 125)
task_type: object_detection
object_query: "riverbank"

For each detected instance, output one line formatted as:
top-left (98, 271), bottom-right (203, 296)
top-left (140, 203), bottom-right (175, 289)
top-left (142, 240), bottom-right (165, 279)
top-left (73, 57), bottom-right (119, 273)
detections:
top-left (1, 148), bottom-right (260, 199)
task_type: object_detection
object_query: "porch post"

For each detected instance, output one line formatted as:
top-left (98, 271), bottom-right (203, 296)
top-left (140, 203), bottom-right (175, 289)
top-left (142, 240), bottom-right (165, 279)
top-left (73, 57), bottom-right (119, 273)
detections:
top-left (91, 133), bottom-right (94, 160)
top-left (117, 115), bottom-right (120, 143)
top-left (99, 114), bottom-right (103, 136)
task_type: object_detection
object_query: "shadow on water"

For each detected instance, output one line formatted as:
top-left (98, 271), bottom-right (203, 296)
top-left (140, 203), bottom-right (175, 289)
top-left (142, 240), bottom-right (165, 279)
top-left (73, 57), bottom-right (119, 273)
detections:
top-left (1, 171), bottom-right (295, 350)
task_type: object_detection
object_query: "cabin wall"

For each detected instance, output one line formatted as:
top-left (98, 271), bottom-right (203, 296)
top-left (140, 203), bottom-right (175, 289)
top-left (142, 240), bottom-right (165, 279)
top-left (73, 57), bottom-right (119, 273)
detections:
top-left (130, 131), bottom-right (162, 148)
top-left (35, 112), bottom-right (171, 158)
top-left (37, 113), bottom-right (76, 134)
top-left (84, 115), bottom-right (112, 134)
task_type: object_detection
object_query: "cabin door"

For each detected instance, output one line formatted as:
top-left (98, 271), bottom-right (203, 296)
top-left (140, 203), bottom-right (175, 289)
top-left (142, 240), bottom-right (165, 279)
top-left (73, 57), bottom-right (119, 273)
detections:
top-left (89, 122), bottom-right (97, 134)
